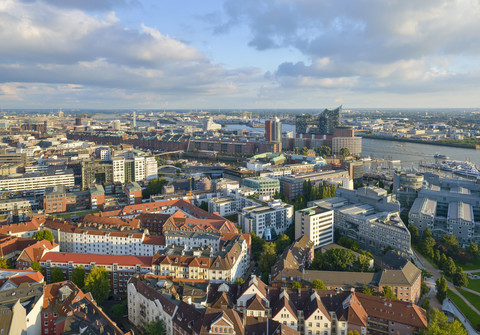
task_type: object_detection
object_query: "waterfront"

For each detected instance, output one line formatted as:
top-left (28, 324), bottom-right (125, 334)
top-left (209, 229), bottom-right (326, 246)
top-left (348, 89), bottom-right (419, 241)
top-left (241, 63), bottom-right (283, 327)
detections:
top-left (362, 138), bottom-right (480, 167)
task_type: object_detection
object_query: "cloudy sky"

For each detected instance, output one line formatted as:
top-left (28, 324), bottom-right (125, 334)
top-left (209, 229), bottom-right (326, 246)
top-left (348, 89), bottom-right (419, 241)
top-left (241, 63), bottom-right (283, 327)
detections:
top-left (1, 0), bottom-right (480, 109)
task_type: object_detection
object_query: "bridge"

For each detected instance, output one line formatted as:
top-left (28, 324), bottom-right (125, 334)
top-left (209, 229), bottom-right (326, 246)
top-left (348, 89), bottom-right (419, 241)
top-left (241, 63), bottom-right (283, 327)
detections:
top-left (154, 151), bottom-right (185, 156)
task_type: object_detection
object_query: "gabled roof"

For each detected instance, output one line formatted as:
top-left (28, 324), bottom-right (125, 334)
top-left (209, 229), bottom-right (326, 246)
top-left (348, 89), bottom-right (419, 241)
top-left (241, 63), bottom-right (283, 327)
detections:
top-left (378, 261), bottom-right (421, 286)
top-left (40, 252), bottom-right (152, 267)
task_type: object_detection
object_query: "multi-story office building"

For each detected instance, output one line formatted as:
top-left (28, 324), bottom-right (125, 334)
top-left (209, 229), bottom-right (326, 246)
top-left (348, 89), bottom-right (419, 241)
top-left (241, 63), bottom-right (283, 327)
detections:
top-left (0, 169), bottom-right (74, 193)
top-left (332, 136), bottom-right (362, 155)
top-left (81, 161), bottom-right (114, 189)
top-left (312, 187), bottom-right (412, 255)
top-left (294, 207), bottom-right (334, 248)
top-left (265, 118), bottom-right (282, 143)
top-left (407, 172), bottom-right (480, 245)
top-left (243, 176), bottom-right (280, 196)
top-left (279, 170), bottom-right (350, 200)
top-left (239, 200), bottom-right (294, 240)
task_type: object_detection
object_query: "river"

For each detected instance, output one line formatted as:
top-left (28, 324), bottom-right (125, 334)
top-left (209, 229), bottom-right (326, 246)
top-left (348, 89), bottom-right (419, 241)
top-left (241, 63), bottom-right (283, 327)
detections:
top-left (361, 138), bottom-right (480, 167)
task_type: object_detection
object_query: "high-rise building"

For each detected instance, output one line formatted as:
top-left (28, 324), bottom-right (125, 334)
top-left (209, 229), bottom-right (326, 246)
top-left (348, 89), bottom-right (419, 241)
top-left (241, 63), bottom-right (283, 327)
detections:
top-left (265, 118), bottom-right (282, 143)
top-left (296, 106), bottom-right (342, 135)
top-left (295, 206), bottom-right (334, 248)
top-left (75, 117), bottom-right (82, 126)
top-left (113, 157), bottom-right (126, 183)
top-left (133, 111), bottom-right (136, 129)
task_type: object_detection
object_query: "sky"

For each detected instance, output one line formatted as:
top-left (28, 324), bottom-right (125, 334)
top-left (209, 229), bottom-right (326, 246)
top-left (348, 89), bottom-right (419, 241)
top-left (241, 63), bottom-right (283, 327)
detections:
top-left (1, 0), bottom-right (480, 109)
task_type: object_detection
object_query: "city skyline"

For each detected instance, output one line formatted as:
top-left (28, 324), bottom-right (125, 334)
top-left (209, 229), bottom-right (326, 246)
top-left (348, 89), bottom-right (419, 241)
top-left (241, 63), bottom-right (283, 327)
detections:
top-left (1, 0), bottom-right (480, 109)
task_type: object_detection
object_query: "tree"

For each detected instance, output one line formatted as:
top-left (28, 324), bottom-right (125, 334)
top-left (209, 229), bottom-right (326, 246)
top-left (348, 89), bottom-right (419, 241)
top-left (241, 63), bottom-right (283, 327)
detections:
top-left (423, 227), bottom-right (432, 240)
top-left (234, 277), bottom-right (245, 285)
top-left (290, 281), bottom-right (302, 289)
top-left (0, 258), bottom-right (10, 269)
top-left (110, 302), bottom-right (127, 319)
top-left (275, 234), bottom-right (291, 255)
top-left (198, 201), bottom-right (208, 211)
top-left (421, 281), bottom-right (430, 297)
top-left (353, 254), bottom-right (372, 272)
top-left (467, 242), bottom-right (479, 256)
top-left (421, 237), bottom-right (436, 259)
top-left (339, 148), bottom-right (350, 157)
top-left (453, 267), bottom-right (468, 288)
top-left (435, 275), bottom-right (448, 303)
top-left (250, 232), bottom-right (266, 261)
top-left (285, 223), bottom-right (295, 242)
top-left (84, 266), bottom-right (110, 304)
top-left (50, 267), bottom-right (65, 283)
top-left (144, 320), bottom-right (165, 335)
top-left (301, 147), bottom-right (308, 156)
top-left (360, 285), bottom-right (373, 295)
top-left (408, 225), bottom-right (420, 244)
top-left (31, 261), bottom-right (42, 271)
top-left (420, 309), bottom-right (467, 335)
top-left (421, 298), bottom-right (430, 311)
top-left (347, 331), bottom-right (360, 335)
top-left (72, 266), bottom-right (86, 289)
top-left (33, 230), bottom-right (54, 242)
top-left (311, 280), bottom-right (326, 290)
top-left (381, 285), bottom-right (397, 300)
top-left (142, 178), bottom-right (168, 199)
top-left (318, 146), bottom-right (331, 157)
top-left (442, 234), bottom-right (459, 256)
top-left (323, 248), bottom-right (356, 271)
top-left (444, 257), bottom-right (456, 277)
top-left (259, 243), bottom-right (277, 273)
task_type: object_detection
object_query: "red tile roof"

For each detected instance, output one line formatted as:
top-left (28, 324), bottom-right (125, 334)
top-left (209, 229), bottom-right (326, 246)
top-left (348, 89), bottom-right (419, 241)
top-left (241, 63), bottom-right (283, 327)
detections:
top-left (41, 252), bottom-right (152, 267)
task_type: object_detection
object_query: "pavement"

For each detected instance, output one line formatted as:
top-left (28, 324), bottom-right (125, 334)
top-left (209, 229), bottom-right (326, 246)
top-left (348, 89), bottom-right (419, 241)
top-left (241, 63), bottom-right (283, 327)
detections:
top-left (413, 249), bottom-right (480, 331)
top-left (443, 298), bottom-right (479, 335)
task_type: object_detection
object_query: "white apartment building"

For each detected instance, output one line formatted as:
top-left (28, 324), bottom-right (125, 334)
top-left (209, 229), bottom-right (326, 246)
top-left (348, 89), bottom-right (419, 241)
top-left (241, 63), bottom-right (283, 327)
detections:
top-left (164, 231), bottom-right (222, 252)
top-left (0, 170), bottom-right (74, 193)
top-left (239, 200), bottom-right (294, 240)
top-left (44, 221), bottom-right (165, 256)
top-left (332, 137), bottom-right (362, 155)
top-left (134, 156), bottom-right (146, 182)
top-left (113, 157), bottom-right (125, 183)
top-left (295, 206), bottom-right (334, 249)
top-left (127, 277), bottom-right (178, 334)
top-left (145, 156), bottom-right (158, 180)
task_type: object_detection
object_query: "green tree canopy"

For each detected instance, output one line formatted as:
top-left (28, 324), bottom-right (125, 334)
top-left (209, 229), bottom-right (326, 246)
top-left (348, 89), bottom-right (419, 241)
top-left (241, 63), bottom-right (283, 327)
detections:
top-left (259, 243), bottom-right (277, 273)
top-left (435, 275), bottom-right (448, 303)
top-left (408, 225), bottom-right (420, 244)
top-left (453, 267), bottom-right (468, 288)
top-left (250, 232), bottom-right (266, 261)
top-left (234, 277), bottom-right (245, 285)
top-left (311, 280), bottom-right (326, 290)
top-left (275, 234), bottom-right (291, 255)
top-left (84, 266), bottom-right (110, 304)
top-left (110, 302), bottom-right (128, 319)
top-left (467, 242), bottom-right (479, 256)
top-left (318, 146), bottom-right (331, 157)
top-left (360, 285), bottom-right (373, 295)
top-left (50, 267), bottom-right (65, 283)
top-left (423, 227), bottom-right (432, 239)
top-left (72, 266), bottom-right (86, 289)
top-left (31, 261), bottom-right (42, 272)
top-left (290, 281), bottom-right (302, 289)
top-left (443, 257), bottom-right (457, 277)
top-left (142, 178), bottom-right (168, 199)
top-left (347, 331), bottom-right (360, 335)
top-left (339, 148), bottom-right (350, 157)
top-left (144, 320), bottom-right (165, 335)
top-left (442, 234), bottom-right (459, 256)
top-left (33, 230), bottom-right (54, 242)
top-left (420, 309), bottom-right (467, 335)
top-left (0, 258), bottom-right (10, 269)
top-left (381, 285), bottom-right (397, 300)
